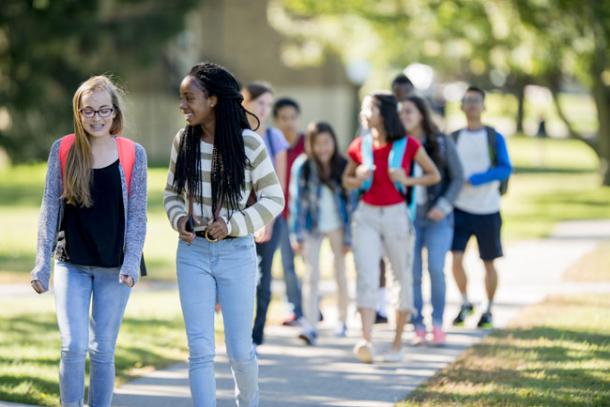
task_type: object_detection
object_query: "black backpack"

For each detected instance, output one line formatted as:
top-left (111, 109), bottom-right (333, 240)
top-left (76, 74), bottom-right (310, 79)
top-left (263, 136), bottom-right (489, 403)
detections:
top-left (451, 126), bottom-right (509, 195)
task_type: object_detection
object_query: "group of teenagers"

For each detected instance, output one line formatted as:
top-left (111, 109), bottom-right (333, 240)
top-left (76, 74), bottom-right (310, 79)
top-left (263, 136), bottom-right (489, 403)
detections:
top-left (30, 62), bottom-right (511, 407)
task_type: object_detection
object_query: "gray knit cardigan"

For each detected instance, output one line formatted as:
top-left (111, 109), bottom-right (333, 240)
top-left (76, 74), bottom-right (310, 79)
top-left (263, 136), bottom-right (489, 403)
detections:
top-left (31, 137), bottom-right (148, 289)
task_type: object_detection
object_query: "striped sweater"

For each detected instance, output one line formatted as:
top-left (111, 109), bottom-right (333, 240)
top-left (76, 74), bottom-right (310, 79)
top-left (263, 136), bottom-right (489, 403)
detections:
top-left (163, 128), bottom-right (285, 236)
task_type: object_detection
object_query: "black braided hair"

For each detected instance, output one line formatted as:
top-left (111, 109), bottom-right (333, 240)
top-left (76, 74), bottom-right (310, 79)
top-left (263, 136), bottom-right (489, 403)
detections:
top-left (173, 62), bottom-right (260, 218)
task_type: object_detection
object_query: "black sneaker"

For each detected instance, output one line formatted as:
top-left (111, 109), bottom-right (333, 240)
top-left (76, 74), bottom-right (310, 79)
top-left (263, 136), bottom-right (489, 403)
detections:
top-left (452, 303), bottom-right (474, 326)
top-left (477, 311), bottom-right (493, 328)
top-left (375, 311), bottom-right (388, 324)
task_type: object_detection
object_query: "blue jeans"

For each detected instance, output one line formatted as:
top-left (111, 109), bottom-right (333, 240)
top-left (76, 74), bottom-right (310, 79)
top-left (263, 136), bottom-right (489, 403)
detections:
top-left (278, 216), bottom-right (303, 319)
top-left (252, 217), bottom-right (302, 345)
top-left (177, 236), bottom-right (259, 407)
top-left (53, 261), bottom-right (131, 407)
top-left (412, 212), bottom-right (454, 328)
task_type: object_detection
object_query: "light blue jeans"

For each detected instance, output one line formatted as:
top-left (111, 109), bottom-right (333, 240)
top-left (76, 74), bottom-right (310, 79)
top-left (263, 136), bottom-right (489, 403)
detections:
top-left (53, 260), bottom-right (131, 407)
top-left (412, 212), bottom-right (454, 328)
top-left (177, 235), bottom-right (259, 407)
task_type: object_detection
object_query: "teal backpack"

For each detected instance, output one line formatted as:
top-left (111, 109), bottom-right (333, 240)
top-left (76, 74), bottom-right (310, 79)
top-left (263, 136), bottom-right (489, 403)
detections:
top-left (359, 133), bottom-right (417, 220)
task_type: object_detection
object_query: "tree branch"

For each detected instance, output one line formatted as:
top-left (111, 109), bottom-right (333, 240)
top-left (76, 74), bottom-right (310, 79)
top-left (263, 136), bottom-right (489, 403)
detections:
top-left (547, 74), bottom-right (599, 154)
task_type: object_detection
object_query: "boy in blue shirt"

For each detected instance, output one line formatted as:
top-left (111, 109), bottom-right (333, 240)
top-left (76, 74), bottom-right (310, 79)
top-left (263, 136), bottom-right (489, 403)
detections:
top-left (450, 86), bottom-right (512, 328)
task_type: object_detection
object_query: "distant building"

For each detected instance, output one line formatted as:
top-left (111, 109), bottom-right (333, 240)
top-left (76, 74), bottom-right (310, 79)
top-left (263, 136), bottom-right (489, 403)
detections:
top-left (128, 0), bottom-right (355, 163)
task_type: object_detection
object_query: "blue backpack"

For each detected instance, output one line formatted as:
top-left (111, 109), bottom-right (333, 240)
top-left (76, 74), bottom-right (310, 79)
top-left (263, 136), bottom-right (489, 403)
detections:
top-left (359, 134), bottom-right (417, 220)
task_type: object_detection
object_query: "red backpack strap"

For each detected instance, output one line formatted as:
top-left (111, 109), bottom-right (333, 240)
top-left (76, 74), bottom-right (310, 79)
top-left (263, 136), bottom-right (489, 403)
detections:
top-left (115, 137), bottom-right (136, 194)
top-left (58, 133), bottom-right (76, 179)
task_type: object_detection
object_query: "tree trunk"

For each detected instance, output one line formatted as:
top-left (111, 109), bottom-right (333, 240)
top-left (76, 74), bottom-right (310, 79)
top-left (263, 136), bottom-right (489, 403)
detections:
top-left (515, 81), bottom-right (525, 134)
top-left (548, 78), bottom-right (598, 152)
top-left (591, 80), bottom-right (610, 185)
top-left (588, 3), bottom-right (610, 186)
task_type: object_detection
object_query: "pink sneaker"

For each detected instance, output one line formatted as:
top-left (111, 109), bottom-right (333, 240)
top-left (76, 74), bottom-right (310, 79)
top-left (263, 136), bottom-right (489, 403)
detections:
top-left (412, 327), bottom-right (427, 346)
top-left (432, 326), bottom-right (446, 346)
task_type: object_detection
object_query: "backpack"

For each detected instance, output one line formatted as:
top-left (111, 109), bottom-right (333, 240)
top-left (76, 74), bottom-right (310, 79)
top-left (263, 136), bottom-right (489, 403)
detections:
top-left (59, 133), bottom-right (136, 193)
top-left (359, 134), bottom-right (417, 220)
top-left (58, 133), bottom-right (147, 276)
top-left (451, 126), bottom-right (509, 195)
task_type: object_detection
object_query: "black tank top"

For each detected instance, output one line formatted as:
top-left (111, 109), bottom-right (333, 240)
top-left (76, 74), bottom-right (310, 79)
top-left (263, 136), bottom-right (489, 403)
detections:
top-left (62, 159), bottom-right (125, 267)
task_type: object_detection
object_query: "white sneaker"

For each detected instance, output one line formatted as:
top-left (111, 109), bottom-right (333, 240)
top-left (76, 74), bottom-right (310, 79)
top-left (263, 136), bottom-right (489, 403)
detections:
top-left (381, 347), bottom-right (405, 362)
top-left (353, 340), bottom-right (374, 363)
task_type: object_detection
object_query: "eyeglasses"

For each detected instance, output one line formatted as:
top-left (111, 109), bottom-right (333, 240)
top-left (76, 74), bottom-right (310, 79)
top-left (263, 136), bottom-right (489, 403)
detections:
top-left (462, 97), bottom-right (483, 106)
top-left (79, 107), bottom-right (114, 119)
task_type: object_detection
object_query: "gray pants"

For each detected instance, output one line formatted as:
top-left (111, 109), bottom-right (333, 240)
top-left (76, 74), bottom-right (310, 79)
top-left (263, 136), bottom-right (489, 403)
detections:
top-left (302, 228), bottom-right (349, 329)
top-left (352, 202), bottom-right (414, 312)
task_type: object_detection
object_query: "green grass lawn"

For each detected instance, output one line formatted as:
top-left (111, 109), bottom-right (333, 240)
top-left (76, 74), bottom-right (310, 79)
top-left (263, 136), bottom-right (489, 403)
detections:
top-left (0, 290), bottom-right (226, 406)
top-left (402, 244), bottom-right (610, 407)
top-left (502, 136), bottom-right (610, 240)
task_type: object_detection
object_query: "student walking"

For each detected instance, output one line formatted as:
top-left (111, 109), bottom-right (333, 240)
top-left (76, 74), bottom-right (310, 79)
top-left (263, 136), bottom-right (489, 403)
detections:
top-left (450, 86), bottom-right (512, 329)
top-left (398, 96), bottom-right (464, 345)
top-left (343, 92), bottom-right (440, 363)
top-left (373, 73), bottom-right (417, 324)
top-left (164, 63), bottom-right (284, 406)
top-left (241, 82), bottom-right (292, 347)
top-left (272, 97), bottom-right (306, 326)
top-left (290, 122), bottom-right (353, 345)
top-left (31, 75), bottom-right (148, 407)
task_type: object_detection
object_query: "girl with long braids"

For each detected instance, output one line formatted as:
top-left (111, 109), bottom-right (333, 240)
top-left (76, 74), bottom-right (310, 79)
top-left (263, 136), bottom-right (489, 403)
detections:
top-left (399, 96), bottom-right (464, 346)
top-left (163, 63), bottom-right (284, 406)
top-left (343, 92), bottom-right (440, 363)
top-left (31, 75), bottom-right (147, 406)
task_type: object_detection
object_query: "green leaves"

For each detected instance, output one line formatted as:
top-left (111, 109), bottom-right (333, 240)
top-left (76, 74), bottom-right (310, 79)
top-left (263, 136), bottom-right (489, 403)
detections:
top-left (0, 0), bottom-right (198, 161)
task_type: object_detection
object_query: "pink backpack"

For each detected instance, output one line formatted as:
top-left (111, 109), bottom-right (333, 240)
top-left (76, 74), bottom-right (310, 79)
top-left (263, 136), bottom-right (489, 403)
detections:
top-left (58, 133), bottom-right (136, 192)
top-left (57, 133), bottom-right (147, 276)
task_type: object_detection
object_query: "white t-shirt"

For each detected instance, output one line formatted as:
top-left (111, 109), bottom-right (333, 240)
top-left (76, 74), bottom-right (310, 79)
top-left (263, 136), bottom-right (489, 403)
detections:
top-left (318, 185), bottom-right (342, 233)
top-left (454, 128), bottom-right (501, 214)
top-left (413, 163), bottom-right (427, 206)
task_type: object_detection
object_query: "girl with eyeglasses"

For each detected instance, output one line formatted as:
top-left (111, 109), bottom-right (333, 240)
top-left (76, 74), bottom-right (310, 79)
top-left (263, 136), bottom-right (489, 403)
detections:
top-left (31, 75), bottom-right (148, 406)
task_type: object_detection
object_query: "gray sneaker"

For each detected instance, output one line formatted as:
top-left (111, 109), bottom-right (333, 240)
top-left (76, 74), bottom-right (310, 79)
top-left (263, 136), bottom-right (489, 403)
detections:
top-left (298, 328), bottom-right (317, 346)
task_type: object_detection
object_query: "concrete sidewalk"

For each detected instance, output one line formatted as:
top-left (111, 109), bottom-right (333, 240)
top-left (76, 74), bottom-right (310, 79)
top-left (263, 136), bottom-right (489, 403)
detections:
top-left (110, 220), bottom-right (610, 407)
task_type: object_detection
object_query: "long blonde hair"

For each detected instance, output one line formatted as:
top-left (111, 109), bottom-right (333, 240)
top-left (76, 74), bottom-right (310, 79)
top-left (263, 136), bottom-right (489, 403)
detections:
top-left (63, 75), bottom-right (125, 207)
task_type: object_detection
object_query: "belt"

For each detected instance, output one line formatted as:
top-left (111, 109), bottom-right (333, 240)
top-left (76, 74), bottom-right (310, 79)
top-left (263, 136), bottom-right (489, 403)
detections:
top-left (195, 230), bottom-right (236, 242)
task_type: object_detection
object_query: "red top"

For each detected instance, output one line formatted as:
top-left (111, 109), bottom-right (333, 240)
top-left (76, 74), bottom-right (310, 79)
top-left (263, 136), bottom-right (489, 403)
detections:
top-left (347, 135), bottom-right (421, 206)
top-left (283, 134), bottom-right (306, 218)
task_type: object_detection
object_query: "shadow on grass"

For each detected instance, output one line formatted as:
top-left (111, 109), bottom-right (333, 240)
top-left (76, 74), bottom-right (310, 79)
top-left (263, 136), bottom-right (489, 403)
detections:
top-left (0, 252), bottom-right (36, 274)
top-left (513, 166), bottom-right (596, 174)
top-left (406, 325), bottom-right (610, 407)
top-left (0, 374), bottom-right (58, 406)
top-left (0, 185), bottom-right (42, 207)
top-left (0, 312), bottom-right (188, 406)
